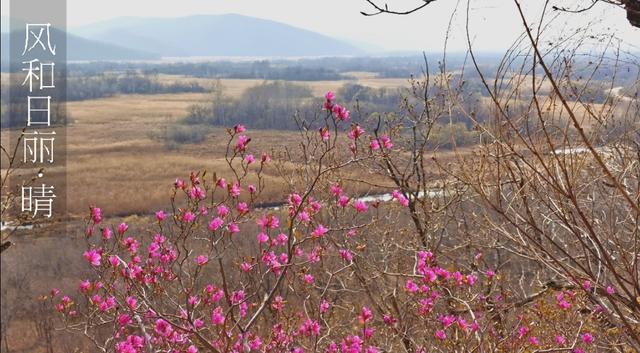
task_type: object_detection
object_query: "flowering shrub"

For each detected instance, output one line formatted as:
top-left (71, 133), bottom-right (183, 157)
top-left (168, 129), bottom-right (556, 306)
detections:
top-left (48, 92), bottom-right (637, 352)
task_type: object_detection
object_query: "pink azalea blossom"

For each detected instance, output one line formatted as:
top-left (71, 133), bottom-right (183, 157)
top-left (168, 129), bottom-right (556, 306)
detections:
top-left (117, 223), bottom-right (129, 235)
top-left (319, 127), bottom-right (330, 141)
top-left (155, 210), bottom-right (167, 221)
top-left (311, 224), bottom-right (328, 238)
top-left (196, 255), bottom-right (208, 266)
top-left (209, 217), bottom-right (224, 231)
top-left (348, 125), bottom-right (365, 140)
top-left (182, 211), bottom-right (196, 223)
top-left (303, 274), bottom-right (315, 284)
top-left (320, 299), bottom-right (330, 314)
top-left (380, 134), bottom-right (393, 149)
top-left (236, 135), bottom-right (250, 152)
top-left (216, 205), bottom-right (229, 217)
top-left (354, 200), bottom-right (368, 213)
top-left (358, 306), bottom-right (373, 324)
top-left (91, 207), bottom-right (102, 224)
top-left (257, 232), bottom-right (269, 244)
top-left (211, 306), bottom-right (225, 325)
top-left (84, 249), bottom-right (102, 267)
top-left (339, 249), bottom-right (353, 262)
top-left (227, 222), bottom-right (239, 234)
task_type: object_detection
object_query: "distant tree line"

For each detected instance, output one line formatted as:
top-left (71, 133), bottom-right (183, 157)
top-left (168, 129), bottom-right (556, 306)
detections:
top-left (65, 72), bottom-right (206, 101)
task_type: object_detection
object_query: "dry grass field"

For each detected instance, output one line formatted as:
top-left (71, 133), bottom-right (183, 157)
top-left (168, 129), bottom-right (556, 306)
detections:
top-left (2, 75), bottom-right (416, 219)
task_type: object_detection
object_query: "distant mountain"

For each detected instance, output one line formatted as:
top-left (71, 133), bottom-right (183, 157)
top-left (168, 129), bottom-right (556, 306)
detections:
top-left (72, 14), bottom-right (365, 57)
top-left (1, 26), bottom-right (159, 65)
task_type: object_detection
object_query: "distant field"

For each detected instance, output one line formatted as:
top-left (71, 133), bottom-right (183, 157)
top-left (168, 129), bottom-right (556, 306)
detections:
top-left (155, 73), bottom-right (411, 97)
top-left (2, 75), bottom-right (415, 218)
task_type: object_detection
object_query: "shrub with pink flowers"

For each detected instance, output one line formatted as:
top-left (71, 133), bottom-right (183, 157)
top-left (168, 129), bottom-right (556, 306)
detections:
top-left (48, 90), bottom-right (639, 352)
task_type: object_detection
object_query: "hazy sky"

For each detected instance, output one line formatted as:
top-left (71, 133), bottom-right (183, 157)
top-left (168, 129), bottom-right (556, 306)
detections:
top-left (3, 0), bottom-right (638, 52)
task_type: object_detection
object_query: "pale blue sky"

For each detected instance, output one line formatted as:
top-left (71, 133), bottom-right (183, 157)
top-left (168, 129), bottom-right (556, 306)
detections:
top-left (3, 0), bottom-right (638, 52)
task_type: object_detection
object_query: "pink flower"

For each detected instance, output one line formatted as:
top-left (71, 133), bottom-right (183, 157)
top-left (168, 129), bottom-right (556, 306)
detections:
top-left (405, 280), bottom-right (419, 293)
top-left (187, 345), bottom-right (198, 353)
top-left (230, 182), bottom-right (241, 198)
top-left (435, 330), bottom-right (446, 340)
top-left (338, 195), bottom-right (350, 208)
top-left (303, 274), bottom-right (315, 284)
top-left (330, 183), bottom-right (343, 196)
top-left (117, 223), bottom-right (129, 235)
top-left (117, 314), bottom-right (131, 327)
top-left (332, 104), bottom-right (350, 121)
top-left (247, 184), bottom-right (257, 193)
top-left (298, 319), bottom-right (321, 336)
top-left (353, 200), bottom-right (368, 213)
top-left (288, 193), bottom-right (303, 207)
top-left (84, 249), bottom-right (102, 267)
top-left (175, 178), bottom-right (186, 189)
top-left (298, 211), bottom-right (311, 223)
top-left (339, 249), bottom-right (353, 262)
top-left (182, 211), bottom-right (196, 223)
top-left (102, 227), bottom-right (112, 240)
top-left (236, 202), bottom-right (249, 214)
top-left (320, 300), bottom-right (330, 314)
top-left (216, 178), bottom-right (227, 189)
top-left (109, 255), bottom-right (120, 267)
top-left (250, 336), bottom-right (262, 350)
top-left (311, 224), bottom-right (328, 238)
top-left (383, 315), bottom-right (397, 326)
top-left (240, 262), bottom-right (252, 272)
top-left (91, 207), bottom-right (102, 224)
top-left (257, 232), bottom-right (269, 244)
top-left (582, 280), bottom-right (592, 291)
top-left (358, 306), bottom-right (373, 324)
top-left (528, 336), bottom-right (539, 346)
top-left (319, 128), bottom-right (330, 141)
top-left (196, 255), bottom-right (208, 266)
top-left (154, 319), bottom-right (173, 337)
top-left (370, 139), bottom-right (380, 150)
top-left (244, 154), bottom-right (255, 164)
top-left (517, 326), bottom-right (529, 339)
top-left (233, 124), bottom-right (246, 133)
top-left (380, 134), bottom-right (393, 149)
top-left (227, 222), bottom-right (239, 234)
top-left (606, 285), bottom-right (615, 295)
top-left (189, 186), bottom-right (206, 200)
top-left (348, 125), bottom-right (364, 140)
top-left (272, 296), bottom-right (285, 311)
top-left (555, 335), bottom-right (566, 345)
top-left (216, 205), bottom-right (229, 217)
top-left (79, 280), bottom-right (91, 292)
top-left (209, 217), bottom-right (224, 231)
top-left (126, 296), bottom-right (138, 310)
top-left (155, 210), bottom-right (167, 221)
top-left (581, 333), bottom-right (593, 344)
top-left (257, 215), bottom-right (279, 229)
top-left (211, 307), bottom-right (225, 325)
top-left (324, 91), bottom-right (335, 103)
top-left (236, 135), bottom-right (250, 152)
